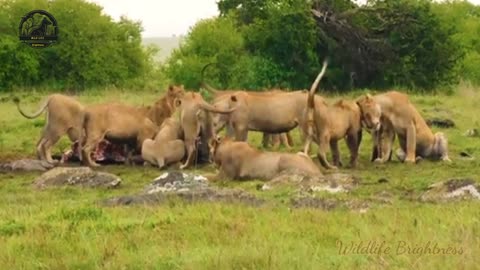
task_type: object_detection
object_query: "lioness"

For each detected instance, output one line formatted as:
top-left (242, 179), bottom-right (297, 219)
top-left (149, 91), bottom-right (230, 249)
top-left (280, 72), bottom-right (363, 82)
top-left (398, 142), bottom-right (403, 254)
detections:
top-left (141, 85), bottom-right (185, 126)
top-left (141, 117), bottom-right (185, 169)
top-left (356, 91), bottom-right (451, 163)
top-left (81, 103), bottom-right (159, 167)
top-left (203, 82), bottom-right (294, 148)
top-left (174, 91), bottom-right (235, 169)
top-left (13, 94), bottom-right (85, 164)
top-left (209, 136), bottom-right (321, 181)
top-left (299, 60), bottom-right (362, 170)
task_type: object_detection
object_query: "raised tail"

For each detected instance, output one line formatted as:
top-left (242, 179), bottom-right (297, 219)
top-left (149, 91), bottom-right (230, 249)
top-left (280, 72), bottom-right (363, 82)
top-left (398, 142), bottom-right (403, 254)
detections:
top-left (200, 62), bottom-right (221, 95)
top-left (13, 96), bottom-right (50, 119)
top-left (303, 59), bottom-right (329, 155)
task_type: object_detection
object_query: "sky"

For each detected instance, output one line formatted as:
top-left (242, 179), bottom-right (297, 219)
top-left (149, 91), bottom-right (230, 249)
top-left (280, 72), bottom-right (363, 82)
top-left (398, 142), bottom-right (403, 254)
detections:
top-left (87, 0), bottom-right (480, 38)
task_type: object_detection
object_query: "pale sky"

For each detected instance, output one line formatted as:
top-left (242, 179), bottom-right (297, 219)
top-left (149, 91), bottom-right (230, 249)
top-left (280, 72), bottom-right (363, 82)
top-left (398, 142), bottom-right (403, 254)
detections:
top-left (87, 0), bottom-right (480, 38)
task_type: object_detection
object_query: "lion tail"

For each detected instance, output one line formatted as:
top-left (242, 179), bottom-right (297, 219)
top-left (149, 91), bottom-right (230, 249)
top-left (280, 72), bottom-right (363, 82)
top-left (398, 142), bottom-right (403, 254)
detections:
top-left (303, 59), bottom-right (328, 154)
top-left (200, 62), bottom-right (221, 95)
top-left (13, 96), bottom-right (50, 119)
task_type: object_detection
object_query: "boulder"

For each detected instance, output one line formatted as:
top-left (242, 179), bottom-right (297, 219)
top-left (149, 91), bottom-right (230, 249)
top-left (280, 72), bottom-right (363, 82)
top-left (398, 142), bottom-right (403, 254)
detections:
top-left (426, 117), bottom-right (455, 128)
top-left (33, 167), bottom-right (121, 189)
top-left (261, 171), bottom-right (360, 193)
top-left (0, 159), bottom-right (55, 172)
top-left (420, 178), bottom-right (480, 202)
top-left (102, 171), bottom-right (263, 207)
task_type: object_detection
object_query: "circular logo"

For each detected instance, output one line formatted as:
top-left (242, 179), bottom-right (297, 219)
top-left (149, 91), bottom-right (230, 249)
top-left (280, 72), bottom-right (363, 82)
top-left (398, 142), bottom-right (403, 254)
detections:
top-left (19, 10), bottom-right (58, 48)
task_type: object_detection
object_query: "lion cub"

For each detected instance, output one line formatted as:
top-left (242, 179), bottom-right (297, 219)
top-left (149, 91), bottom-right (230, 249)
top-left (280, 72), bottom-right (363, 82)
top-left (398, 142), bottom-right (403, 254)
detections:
top-left (141, 118), bottom-right (185, 169)
top-left (210, 137), bottom-right (322, 181)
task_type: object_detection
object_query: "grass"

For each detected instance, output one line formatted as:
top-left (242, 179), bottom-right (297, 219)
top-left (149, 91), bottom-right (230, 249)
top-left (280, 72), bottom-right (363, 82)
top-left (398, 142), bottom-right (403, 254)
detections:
top-left (0, 86), bottom-right (480, 269)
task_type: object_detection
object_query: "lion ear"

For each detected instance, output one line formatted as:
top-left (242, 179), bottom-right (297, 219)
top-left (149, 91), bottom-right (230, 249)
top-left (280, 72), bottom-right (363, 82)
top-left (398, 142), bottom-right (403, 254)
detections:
top-left (230, 95), bottom-right (237, 102)
top-left (168, 85), bottom-right (174, 91)
top-left (366, 93), bottom-right (372, 100)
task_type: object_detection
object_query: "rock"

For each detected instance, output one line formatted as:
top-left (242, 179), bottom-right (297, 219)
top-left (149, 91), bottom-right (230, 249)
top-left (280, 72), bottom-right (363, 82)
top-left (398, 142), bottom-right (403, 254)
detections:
top-left (464, 129), bottom-right (480, 137)
top-left (426, 118), bottom-right (455, 128)
top-left (459, 151), bottom-right (474, 160)
top-left (262, 171), bottom-right (360, 193)
top-left (144, 171), bottom-right (209, 194)
top-left (377, 178), bottom-right (389, 184)
top-left (102, 171), bottom-right (263, 207)
top-left (420, 178), bottom-right (480, 202)
top-left (33, 167), bottom-right (121, 189)
top-left (371, 190), bottom-right (394, 204)
top-left (0, 159), bottom-right (55, 172)
top-left (290, 196), bottom-right (370, 212)
top-left (102, 188), bottom-right (264, 207)
top-left (290, 197), bottom-right (339, 210)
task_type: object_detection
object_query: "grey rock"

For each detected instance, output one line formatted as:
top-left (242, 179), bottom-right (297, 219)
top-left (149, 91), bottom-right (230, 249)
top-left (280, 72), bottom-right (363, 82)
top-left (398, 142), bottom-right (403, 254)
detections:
top-left (102, 171), bottom-right (263, 207)
top-left (262, 171), bottom-right (360, 193)
top-left (464, 129), bottom-right (480, 137)
top-left (426, 118), bottom-right (455, 128)
top-left (33, 167), bottom-right (121, 189)
top-left (0, 159), bottom-right (55, 172)
top-left (420, 178), bottom-right (480, 202)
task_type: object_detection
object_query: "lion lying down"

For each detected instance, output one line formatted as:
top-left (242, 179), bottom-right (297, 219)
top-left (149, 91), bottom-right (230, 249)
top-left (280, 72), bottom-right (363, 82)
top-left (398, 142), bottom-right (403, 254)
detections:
top-left (141, 118), bottom-right (186, 169)
top-left (210, 137), bottom-right (322, 181)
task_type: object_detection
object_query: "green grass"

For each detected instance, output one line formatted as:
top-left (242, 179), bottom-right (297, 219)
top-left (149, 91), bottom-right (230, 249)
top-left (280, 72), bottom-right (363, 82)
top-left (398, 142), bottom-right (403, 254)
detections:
top-left (0, 86), bottom-right (479, 269)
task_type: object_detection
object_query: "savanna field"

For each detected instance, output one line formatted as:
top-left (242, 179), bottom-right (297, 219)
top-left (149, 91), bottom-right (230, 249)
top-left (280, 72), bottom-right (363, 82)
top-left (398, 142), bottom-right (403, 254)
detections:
top-left (3, 0), bottom-right (480, 268)
top-left (0, 85), bottom-right (479, 269)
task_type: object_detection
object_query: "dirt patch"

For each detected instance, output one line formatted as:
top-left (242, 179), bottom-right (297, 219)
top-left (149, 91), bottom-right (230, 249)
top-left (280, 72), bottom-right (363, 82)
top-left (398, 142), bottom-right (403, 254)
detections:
top-left (102, 171), bottom-right (263, 207)
top-left (33, 167), bottom-right (121, 189)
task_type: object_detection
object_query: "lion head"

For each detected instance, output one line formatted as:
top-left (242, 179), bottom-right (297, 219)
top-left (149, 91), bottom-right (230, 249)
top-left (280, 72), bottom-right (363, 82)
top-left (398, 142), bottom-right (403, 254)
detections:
top-left (356, 94), bottom-right (382, 131)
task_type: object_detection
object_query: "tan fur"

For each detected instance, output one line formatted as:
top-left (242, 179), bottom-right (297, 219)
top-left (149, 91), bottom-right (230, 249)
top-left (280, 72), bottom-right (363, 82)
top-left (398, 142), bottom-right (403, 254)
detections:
top-left (218, 90), bottom-right (310, 141)
top-left (302, 97), bottom-right (363, 169)
top-left (301, 60), bottom-right (362, 170)
top-left (262, 133), bottom-right (293, 149)
top-left (210, 137), bottom-right (321, 181)
top-left (356, 91), bottom-right (451, 163)
top-left (81, 103), bottom-right (159, 167)
top-left (14, 94), bottom-right (85, 164)
top-left (174, 92), bottom-right (235, 169)
top-left (210, 90), bottom-right (294, 145)
top-left (141, 85), bottom-right (185, 126)
top-left (141, 118), bottom-right (185, 168)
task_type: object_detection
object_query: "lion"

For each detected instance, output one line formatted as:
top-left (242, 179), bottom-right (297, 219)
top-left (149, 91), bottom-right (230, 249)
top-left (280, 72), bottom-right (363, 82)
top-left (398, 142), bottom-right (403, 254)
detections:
top-left (141, 117), bottom-right (185, 169)
top-left (203, 82), bottom-right (295, 148)
top-left (174, 91), bottom-right (236, 169)
top-left (356, 91), bottom-right (451, 163)
top-left (209, 136), bottom-right (321, 181)
top-left (13, 94), bottom-right (85, 164)
top-left (80, 103), bottom-right (159, 167)
top-left (299, 60), bottom-right (362, 170)
top-left (141, 85), bottom-right (185, 126)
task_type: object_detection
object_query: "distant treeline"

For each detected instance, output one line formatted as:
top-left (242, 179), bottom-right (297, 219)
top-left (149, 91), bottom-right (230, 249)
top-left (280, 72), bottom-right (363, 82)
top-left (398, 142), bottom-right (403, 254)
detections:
top-left (1, 0), bottom-right (480, 92)
top-left (0, 0), bottom-right (161, 91)
top-left (166, 0), bottom-right (480, 92)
